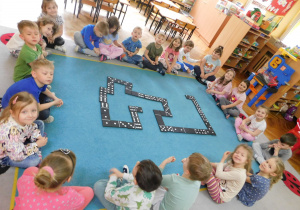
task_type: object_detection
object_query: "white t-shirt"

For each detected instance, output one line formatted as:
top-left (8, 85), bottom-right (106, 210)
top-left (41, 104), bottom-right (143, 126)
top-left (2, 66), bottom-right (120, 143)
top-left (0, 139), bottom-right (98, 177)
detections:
top-left (248, 115), bottom-right (267, 139)
top-left (6, 32), bottom-right (24, 52)
top-left (177, 48), bottom-right (199, 63)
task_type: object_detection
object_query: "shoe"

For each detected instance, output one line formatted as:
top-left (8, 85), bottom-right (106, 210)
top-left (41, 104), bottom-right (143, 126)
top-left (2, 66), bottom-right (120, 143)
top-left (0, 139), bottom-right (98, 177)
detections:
top-left (190, 70), bottom-right (195, 76)
top-left (237, 134), bottom-right (243, 141)
top-left (54, 45), bottom-right (66, 53)
top-left (171, 69), bottom-right (178, 75)
top-left (123, 165), bottom-right (129, 174)
top-left (43, 116), bottom-right (54, 123)
top-left (47, 85), bottom-right (52, 90)
top-left (158, 69), bottom-right (165, 76)
top-left (225, 114), bottom-right (230, 119)
top-left (75, 45), bottom-right (83, 53)
top-left (0, 164), bottom-right (10, 175)
top-left (137, 62), bottom-right (143, 68)
top-left (116, 55), bottom-right (123, 61)
top-left (99, 54), bottom-right (107, 62)
top-left (196, 76), bottom-right (206, 85)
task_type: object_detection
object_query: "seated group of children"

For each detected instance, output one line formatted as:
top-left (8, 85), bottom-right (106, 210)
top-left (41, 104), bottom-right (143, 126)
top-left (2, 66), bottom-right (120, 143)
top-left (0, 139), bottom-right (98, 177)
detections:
top-left (0, 0), bottom-right (298, 209)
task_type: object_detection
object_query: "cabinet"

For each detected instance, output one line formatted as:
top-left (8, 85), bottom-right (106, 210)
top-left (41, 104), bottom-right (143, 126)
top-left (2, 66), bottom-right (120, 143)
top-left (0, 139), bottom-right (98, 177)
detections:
top-left (223, 28), bottom-right (270, 72)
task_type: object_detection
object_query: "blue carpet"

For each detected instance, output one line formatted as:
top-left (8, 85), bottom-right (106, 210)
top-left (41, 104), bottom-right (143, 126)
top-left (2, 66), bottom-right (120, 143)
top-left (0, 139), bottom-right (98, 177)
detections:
top-left (17, 54), bottom-right (259, 209)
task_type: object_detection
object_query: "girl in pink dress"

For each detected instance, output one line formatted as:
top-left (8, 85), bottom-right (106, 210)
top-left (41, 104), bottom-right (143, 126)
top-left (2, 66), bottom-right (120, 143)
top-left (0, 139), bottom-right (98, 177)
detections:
top-left (14, 149), bottom-right (94, 210)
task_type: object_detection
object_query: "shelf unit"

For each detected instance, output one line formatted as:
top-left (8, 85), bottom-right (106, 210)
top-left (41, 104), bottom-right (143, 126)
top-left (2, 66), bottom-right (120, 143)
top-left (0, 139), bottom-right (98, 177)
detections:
top-left (223, 29), bottom-right (270, 72)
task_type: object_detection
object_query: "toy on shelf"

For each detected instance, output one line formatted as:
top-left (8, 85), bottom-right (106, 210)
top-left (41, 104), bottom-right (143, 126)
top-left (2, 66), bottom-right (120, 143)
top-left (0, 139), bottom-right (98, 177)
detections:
top-left (242, 37), bottom-right (250, 44)
top-left (236, 62), bottom-right (243, 69)
top-left (234, 47), bottom-right (243, 56)
top-left (286, 46), bottom-right (300, 59)
top-left (246, 52), bottom-right (296, 107)
top-left (252, 41), bottom-right (259, 48)
top-left (284, 104), bottom-right (298, 121)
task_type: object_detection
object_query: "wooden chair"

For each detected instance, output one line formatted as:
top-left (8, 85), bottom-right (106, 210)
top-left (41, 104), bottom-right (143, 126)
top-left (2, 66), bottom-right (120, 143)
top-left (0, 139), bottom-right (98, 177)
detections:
top-left (137, 0), bottom-right (151, 15)
top-left (77, 0), bottom-right (100, 22)
top-left (166, 19), bottom-right (187, 40)
top-left (168, 6), bottom-right (180, 13)
top-left (94, 0), bottom-right (119, 21)
top-left (146, 4), bottom-right (162, 32)
top-left (183, 23), bottom-right (196, 40)
top-left (153, 1), bottom-right (169, 8)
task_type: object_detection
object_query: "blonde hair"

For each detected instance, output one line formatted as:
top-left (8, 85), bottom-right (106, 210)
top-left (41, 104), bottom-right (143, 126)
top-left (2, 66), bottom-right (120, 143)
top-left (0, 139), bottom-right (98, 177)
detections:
top-left (0, 92), bottom-right (38, 123)
top-left (188, 153), bottom-right (212, 181)
top-left (133, 26), bottom-right (142, 32)
top-left (34, 150), bottom-right (76, 191)
top-left (269, 157), bottom-right (285, 189)
top-left (184, 40), bottom-right (194, 48)
top-left (218, 68), bottom-right (236, 86)
top-left (95, 21), bottom-right (109, 36)
top-left (227, 144), bottom-right (253, 173)
top-left (156, 33), bottom-right (166, 39)
top-left (257, 105), bottom-right (270, 116)
top-left (31, 59), bottom-right (54, 72)
top-left (36, 16), bottom-right (58, 35)
top-left (41, 0), bottom-right (58, 14)
top-left (17, 20), bottom-right (39, 34)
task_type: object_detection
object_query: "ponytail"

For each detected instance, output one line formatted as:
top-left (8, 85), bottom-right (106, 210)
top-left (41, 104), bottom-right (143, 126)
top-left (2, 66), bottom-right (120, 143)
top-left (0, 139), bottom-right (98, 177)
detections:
top-left (214, 45), bottom-right (224, 57)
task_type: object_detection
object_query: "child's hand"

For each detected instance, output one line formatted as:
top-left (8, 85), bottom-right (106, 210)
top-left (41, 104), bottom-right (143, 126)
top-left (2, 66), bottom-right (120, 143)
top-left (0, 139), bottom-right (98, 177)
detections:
top-left (155, 60), bottom-right (159, 65)
top-left (36, 137), bottom-right (48, 147)
top-left (166, 67), bottom-right (171, 73)
top-left (221, 105), bottom-right (227, 110)
top-left (164, 156), bottom-right (176, 164)
top-left (200, 73), bottom-right (205, 78)
top-left (53, 98), bottom-right (63, 107)
top-left (109, 168), bottom-right (123, 178)
top-left (48, 36), bottom-right (55, 44)
top-left (221, 151), bottom-right (231, 161)
top-left (151, 60), bottom-right (156, 65)
top-left (128, 52), bottom-right (133, 57)
top-left (94, 48), bottom-right (100, 55)
top-left (274, 144), bottom-right (281, 152)
top-left (268, 144), bottom-right (275, 148)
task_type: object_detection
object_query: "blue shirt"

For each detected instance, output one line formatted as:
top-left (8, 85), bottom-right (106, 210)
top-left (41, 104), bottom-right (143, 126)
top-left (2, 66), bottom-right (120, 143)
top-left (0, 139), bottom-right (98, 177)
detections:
top-left (100, 33), bottom-right (119, 45)
top-left (203, 55), bottom-right (221, 74)
top-left (81, 24), bottom-right (101, 50)
top-left (122, 37), bottom-right (142, 53)
top-left (1, 77), bottom-right (47, 108)
top-left (238, 174), bottom-right (270, 207)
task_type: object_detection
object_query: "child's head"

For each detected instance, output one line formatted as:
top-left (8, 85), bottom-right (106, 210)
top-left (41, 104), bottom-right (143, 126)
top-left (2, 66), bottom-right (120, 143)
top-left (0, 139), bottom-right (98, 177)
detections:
top-left (107, 16), bottom-right (120, 36)
top-left (218, 68), bottom-right (235, 85)
top-left (259, 157), bottom-right (284, 189)
top-left (183, 40), bottom-right (194, 53)
top-left (227, 144), bottom-right (253, 172)
top-left (34, 149), bottom-right (76, 191)
top-left (31, 59), bottom-right (55, 86)
top-left (238, 79), bottom-right (250, 93)
top-left (212, 45), bottom-right (224, 59)
top-left (41, 0), bottom-right (58, 17)
top-left (169, 36), bottom-right (183, 52)
top-left (155, 33), bottom-right (166, 46)
top-left (36, 16), bottom-right (57, 38)
top-left (255, 105), bottom-right (269, 121)
top-left (0, 92), bottom-right (38, 126)
top-left (279, 133), bottom-right (297, 148)
top-left (18, 20), bottom-right (40, 46)
top-left (94, 21), bottom-right (109, 38)
top-left (182, 153), bottom-right (212, 181)
top-left (131, 26), bottom-right (142, 40)
top-left (132, 160), bottom-right (162, 192)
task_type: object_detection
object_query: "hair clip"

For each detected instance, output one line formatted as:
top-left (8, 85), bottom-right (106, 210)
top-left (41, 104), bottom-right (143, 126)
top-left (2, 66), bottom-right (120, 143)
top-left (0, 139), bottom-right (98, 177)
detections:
top-left (12, 96), bottom-right (18, 105)
top-left (42, 166), bottom-right (54, 177)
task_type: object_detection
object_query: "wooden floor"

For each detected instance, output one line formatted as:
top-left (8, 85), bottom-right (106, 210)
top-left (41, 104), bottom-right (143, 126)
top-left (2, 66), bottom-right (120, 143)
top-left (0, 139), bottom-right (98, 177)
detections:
top-left (1, 0), bottom-right (299, 173)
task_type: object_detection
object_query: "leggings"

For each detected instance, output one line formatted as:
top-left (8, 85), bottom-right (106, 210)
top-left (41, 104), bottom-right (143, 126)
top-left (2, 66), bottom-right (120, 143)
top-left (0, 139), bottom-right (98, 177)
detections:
top-left (206, 167), bottom-right (224, 204)
top-left (219, 97), bottom-right (240, 117)
top-left (194, 65), bottom-right (216, 81)
top-left (42, 36), bottom-right (64, 49)
top-left (159, 58), bottom-right (181, 72)
top-left (234, 117), bottom-right (256, 141)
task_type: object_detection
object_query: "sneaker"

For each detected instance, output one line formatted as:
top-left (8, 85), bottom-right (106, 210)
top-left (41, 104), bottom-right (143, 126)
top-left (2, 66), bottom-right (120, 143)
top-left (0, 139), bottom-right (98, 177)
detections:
top-left (43, 116), bottom-right (54, 123)
top-left (171, 69), bottom-right (178, 75)
top-left (99, 54), bottom-right (107, 62)
top-left (54, 45), bottom-right (66, 53)
top-left (123, 165), bottom-right (129, 174)
top-left (47, 85), bottom-right (52, 90)
top-left (158, 69), bottom-right (165, 76)
top-left (237, 134), bottom-right (243, 141)
top-left (75, 45), bottom-right (83, 53)
top-left (190, 70), bottom-right (195, 76)
top-left (0, 164), bottom-right (10, 175)
top-left (137, 62), bottom-right (143, 68)
top-left (196, 76), bottom-right (206, 85)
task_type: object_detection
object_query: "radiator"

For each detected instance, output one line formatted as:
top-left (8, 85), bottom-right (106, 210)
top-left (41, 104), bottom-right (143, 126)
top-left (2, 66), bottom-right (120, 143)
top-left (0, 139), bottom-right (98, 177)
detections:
top-left (253, 51), bottom-right (273, 72)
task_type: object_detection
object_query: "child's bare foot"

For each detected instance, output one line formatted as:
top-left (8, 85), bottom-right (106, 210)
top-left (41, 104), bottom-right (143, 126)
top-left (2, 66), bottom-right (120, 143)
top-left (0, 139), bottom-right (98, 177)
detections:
top-left (226, 114), bottom-right (230, 119)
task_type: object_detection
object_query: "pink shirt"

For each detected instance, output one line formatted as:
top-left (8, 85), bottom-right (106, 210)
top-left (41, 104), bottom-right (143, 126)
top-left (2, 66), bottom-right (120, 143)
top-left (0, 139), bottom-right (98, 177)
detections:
top-left (161, 47), bottom-right (179, 63)
top-left (213, 78), bottom-right (232, 99)
top-left (15, 167), bottom-right (85, 210)
top-left (229, 87), bottom-right (246, 111)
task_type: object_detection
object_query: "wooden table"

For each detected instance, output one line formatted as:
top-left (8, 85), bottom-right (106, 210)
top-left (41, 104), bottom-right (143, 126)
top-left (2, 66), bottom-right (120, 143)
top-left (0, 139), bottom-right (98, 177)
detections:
top-left (142, 0), bottom-right (180, 15)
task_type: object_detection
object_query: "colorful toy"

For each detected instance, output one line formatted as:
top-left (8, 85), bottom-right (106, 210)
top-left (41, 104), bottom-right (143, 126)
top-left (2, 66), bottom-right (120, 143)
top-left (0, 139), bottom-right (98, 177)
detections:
top-left (246, 52), bottom-right (295, 107)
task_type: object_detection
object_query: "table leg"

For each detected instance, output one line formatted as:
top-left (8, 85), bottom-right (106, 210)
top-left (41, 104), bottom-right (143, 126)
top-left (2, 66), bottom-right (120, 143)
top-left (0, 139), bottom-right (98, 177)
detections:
top-left (154, 17), bottom-right (165, 35)
top-left (121, 5), bottom-right (128, 25)
top-left (145, 5), bottom-right (153, 26)
top-left (118, 3), bottom-right (124, 19)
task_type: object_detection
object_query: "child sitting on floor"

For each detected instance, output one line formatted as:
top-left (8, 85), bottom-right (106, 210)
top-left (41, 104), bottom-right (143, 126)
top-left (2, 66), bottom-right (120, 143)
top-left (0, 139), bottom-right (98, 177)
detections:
top-left (152, 153), bottom-right (212, 210)
top-left (238, 157), bottom-right (284, 207)
top-left (194, 46), bottom-right (223, 84)
top-left (0, 92), bottom-right (47, 173)
top-left (252, 133), bottom-right (297, 164)
top-left (13, 20), bottom-right (44, 82)
top-left (159, 36), bottom-right (182, 75)
top-left (206, 68), bottom-right (235, 101)
top-left (14, 149), bottom-right (94, 209)
top-left (235, 105), bottom-right (268, 142)
top-left (74, 21), bottom-right (109, 57)
top-left (143, 33), bottom-right (166, 75)
top-left (176, 40), bottom-right (200, 74)
top-left (40, 0), bottom-right (66, 52)
top-left (7, 16), bottom-right (56, 58)
top-left (94, 160), bottom-right (162, 209)
top-left (218, 80), bottom-right (250, 119)
top-left (121, 26), bottom-right (143, 68)
top-left (203, 144), bottom-right (252, 204)
top-left (99, 16), bottom-right (124, 61)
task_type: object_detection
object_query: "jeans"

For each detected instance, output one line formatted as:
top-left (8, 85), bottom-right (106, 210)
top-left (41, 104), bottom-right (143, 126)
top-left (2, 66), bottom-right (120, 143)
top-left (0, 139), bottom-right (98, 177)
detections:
top-left (1, 153), bottom-right (40, 168)
top-left (142, 57), bottom-right (163, 72)
top-left (94, 179), bottom-right (128, 210)
top-left (176, 61), bottom-right (195, 72)
top-left (194, 65), bottom-right (216, 81)
top-left (38, 93), bottom-right (51, 120)
top-left (34, 120), bottom-right (45, 137)
top-left (122, 53), bottom-right (143, 64)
